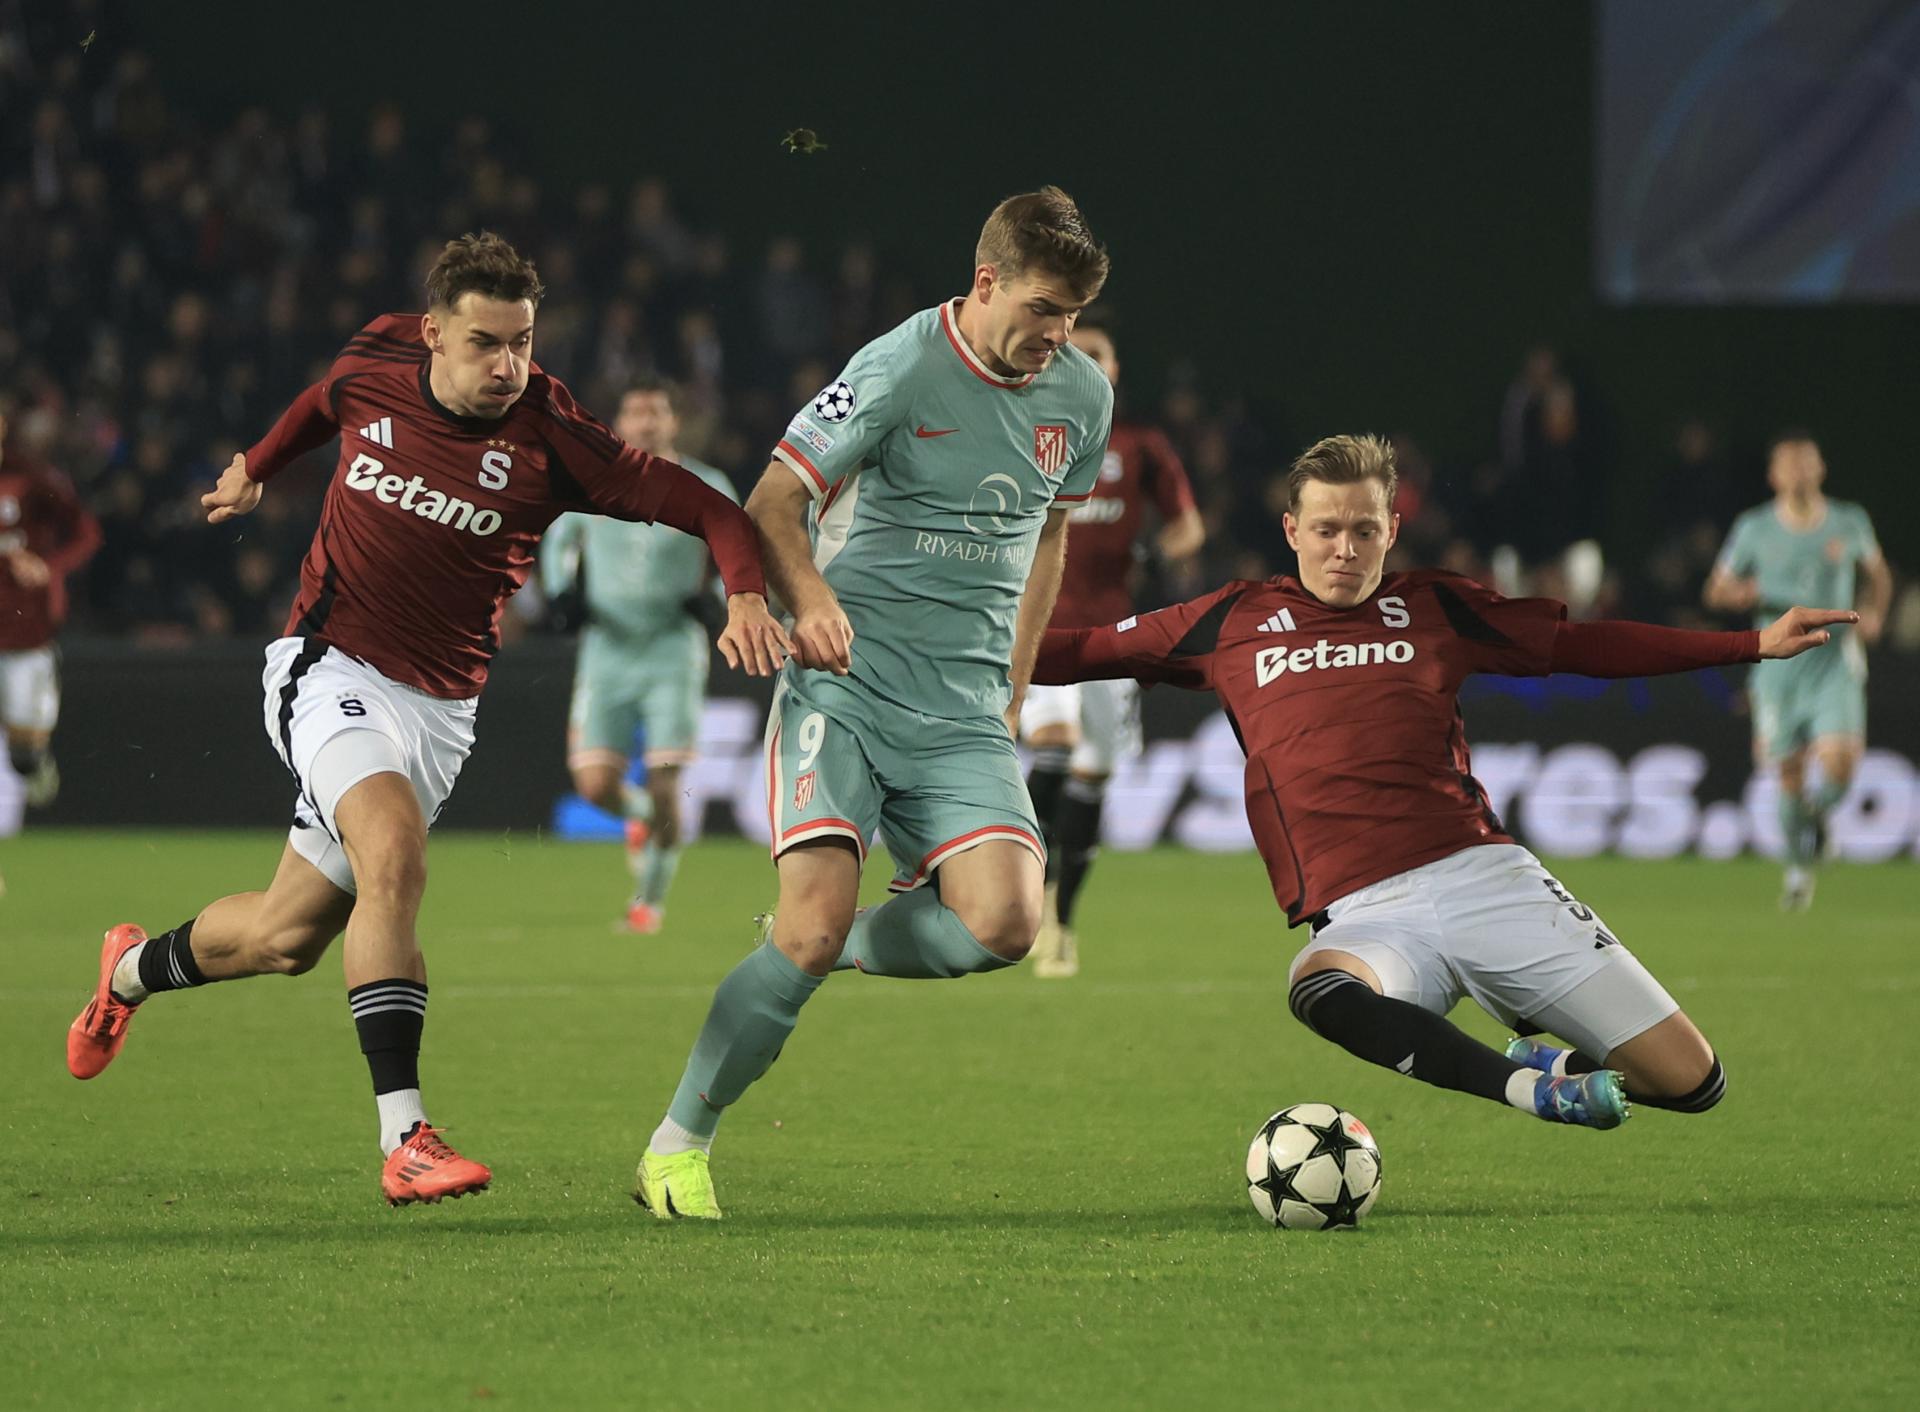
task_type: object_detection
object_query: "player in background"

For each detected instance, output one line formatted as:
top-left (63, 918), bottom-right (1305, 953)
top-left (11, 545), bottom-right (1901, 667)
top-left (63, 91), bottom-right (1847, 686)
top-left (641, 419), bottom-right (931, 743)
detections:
top-left (1035, 435), bottom-right (1853, 1131)
top-left (635, 188), bottom-right (1114, 1219)
top-left (1704, 432), bottom-right (1891, 911)
top-left (63, 234), bottom-right (787, 1205)
top-left (541, 377), bottom-right (740, 933)
top-left (0, 406), bottom-right (103, 897)
top-left (1020, 323), bottom-right (1203, 977)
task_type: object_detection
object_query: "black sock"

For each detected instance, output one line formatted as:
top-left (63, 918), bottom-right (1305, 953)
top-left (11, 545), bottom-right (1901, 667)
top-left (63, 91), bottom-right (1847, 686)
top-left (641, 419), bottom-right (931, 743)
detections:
top-left (349, 979), bottom-right (428, 1094)
top-left (132, 921), bottom-right (207, 997)
top-left (1027, 751), bottom-right (1070, 883)
top-left (1054, 778), bottom-right (1103, 926)
top-left (1562, 1047), bottom-right (1604, 1075)
top-left (9, 741), bottom-right (46, 779)
top-left (1630, 1056), bottom-right (1727, 1113)
top-left (1290, 970), bottom-right (1524, 1106)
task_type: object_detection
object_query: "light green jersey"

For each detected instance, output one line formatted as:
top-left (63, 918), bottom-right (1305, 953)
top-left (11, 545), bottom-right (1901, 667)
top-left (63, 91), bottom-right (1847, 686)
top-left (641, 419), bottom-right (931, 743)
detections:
top-left (1717, 497), bottom-right (1880, 683)
top-left (540, 456), bottom-right (738, 641)
top-left (772, 300), bottom-right (1114, 719)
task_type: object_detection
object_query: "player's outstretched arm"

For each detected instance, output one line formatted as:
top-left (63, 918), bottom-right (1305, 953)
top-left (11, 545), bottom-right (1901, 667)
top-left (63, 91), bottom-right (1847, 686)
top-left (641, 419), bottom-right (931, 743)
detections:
top-left (745, 463), bottom-right (852, 674)
top-left (1758, 606), bottom-right (1860, 659)
top-left (1544, 608), bottom-right (1856, 678)
top-left (1006, 509), bottom-right (1071, 734)
top-left (201, 453), bottom-right (264, 524)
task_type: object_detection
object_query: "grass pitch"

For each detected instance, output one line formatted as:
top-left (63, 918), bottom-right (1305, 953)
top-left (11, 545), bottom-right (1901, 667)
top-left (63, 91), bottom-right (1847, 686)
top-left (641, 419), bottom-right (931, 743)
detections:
top-left (2, 831), bottom-right (1915, 1410)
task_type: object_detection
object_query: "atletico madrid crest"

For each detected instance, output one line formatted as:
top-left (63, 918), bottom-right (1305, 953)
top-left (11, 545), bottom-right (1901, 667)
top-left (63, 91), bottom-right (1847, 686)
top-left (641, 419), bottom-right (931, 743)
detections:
top-left (793, 771), bottom-right (817, 811)
top-left (1033, 424), bottom-right (1068, 475)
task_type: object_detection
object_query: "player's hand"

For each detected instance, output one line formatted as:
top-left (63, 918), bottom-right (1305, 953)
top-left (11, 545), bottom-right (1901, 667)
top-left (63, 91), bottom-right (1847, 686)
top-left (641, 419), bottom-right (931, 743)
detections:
top-left (717, 593), bottom-right (792, 677)
top-left (1758, 606), bottom-right (1859, 659)
top-left (201, 453), bottom-right (263, 524)
top-left (1855, 608), bottom-right (1885, 647)
top-left (790, 597), bottom-right (854, 675)
top-left (5, 549), bottom-right (50, 589)
top-left (1717, 575), bottom-right (1760, 612)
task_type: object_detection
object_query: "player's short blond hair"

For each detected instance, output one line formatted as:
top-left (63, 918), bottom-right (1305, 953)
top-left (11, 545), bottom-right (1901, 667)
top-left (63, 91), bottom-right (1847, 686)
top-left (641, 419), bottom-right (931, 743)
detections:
top-left (976, 186), bottom-right (1110, 301)
top-left (425, 231), bottom-right (545, 312)
top-left (1286, 434), bottom-right (1398, 513)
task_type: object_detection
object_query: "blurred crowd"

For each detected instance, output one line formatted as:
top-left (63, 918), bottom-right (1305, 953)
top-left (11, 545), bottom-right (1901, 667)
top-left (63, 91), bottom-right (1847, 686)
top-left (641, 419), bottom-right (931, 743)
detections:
top-left (3, 1), bottom-right (1912, 648)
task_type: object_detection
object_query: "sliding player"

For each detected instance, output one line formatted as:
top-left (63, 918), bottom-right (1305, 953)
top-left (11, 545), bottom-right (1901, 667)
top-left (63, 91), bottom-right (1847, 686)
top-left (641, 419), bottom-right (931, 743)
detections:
top-left (1035, 434), bottom-right (1852, 1130)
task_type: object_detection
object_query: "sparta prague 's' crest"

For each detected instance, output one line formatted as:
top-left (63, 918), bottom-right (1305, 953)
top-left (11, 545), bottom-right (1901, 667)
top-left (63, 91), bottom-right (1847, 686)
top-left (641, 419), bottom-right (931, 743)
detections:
top-left (1033, 425), bottom-right (1068, 476)
top-left (793, 771), bottom-right (817, 810)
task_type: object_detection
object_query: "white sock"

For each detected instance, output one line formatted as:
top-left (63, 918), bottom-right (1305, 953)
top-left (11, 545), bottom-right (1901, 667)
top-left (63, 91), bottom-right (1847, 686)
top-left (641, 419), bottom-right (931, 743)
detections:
top-left (111, 944), bottom-right (151, 1003)
top-left (648, 1115), bottom-right (712, 1156)
top-left (1505, 1068), bottom-right (1542, 1113)
top-left (377, 1088), bottom-right (429, 1156)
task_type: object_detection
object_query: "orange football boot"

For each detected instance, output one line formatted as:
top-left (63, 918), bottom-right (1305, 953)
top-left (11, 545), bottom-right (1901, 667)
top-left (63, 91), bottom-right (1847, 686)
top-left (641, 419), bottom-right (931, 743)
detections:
top-left (381, 1124), bottom-right (492, 1206)
top-left (625, 899), bottom-right (664, 934)
top-left (67, 924), bottom-right (148, 1079)
top-left (624, 817), bottom-right (651, 872)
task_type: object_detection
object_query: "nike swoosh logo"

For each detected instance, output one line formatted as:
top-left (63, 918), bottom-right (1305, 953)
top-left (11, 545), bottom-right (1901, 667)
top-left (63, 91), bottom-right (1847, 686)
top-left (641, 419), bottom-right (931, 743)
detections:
top-left (914, 425), bottom-right (960, 438)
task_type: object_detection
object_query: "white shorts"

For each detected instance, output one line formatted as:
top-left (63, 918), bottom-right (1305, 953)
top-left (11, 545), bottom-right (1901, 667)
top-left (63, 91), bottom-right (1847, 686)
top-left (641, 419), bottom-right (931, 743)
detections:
top-left (1288, 843), bottom-right (1679, 1060)
top-left (1020, 678), bottom-right (1142, 774)
top-left (0, 646), bottom-right (59, 732)
top-left (261, 637), bottom-right (477, 895)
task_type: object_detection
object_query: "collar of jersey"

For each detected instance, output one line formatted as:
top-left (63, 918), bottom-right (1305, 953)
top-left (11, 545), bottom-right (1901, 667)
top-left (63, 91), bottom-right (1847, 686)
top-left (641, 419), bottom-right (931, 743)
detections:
top-left (938, 300), bottom-right (1035, 389)
top-left (416, 362), bottom-right (515, 433)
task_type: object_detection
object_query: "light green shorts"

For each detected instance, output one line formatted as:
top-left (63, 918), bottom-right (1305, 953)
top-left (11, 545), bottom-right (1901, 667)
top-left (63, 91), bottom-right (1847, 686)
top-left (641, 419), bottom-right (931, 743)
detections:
top-left (764, 668), bottom-right (1043, 892)
top-left (1750, 661), bottom-right (1866, 761)
top-left (568, 622), bottom-right (709, 769)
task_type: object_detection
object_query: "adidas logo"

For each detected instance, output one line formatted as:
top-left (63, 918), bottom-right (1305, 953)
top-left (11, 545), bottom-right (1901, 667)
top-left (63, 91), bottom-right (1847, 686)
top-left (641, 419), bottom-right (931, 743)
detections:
top-left (359, 416), bottom-right (394, 449)
top-left (1255, 608), bottom-right (1297, 634)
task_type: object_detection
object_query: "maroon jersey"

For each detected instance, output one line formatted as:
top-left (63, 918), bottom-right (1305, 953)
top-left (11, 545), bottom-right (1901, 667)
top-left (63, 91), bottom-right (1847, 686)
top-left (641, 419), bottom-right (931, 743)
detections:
top-left (1050, 421), bottom-right (1196, 628)
top-left (244, 315), bottom-right (764, 698)
top-left (0, 456), bottom-right (102, 651)
top-left (1035, 570), bottom-right (1759, 925)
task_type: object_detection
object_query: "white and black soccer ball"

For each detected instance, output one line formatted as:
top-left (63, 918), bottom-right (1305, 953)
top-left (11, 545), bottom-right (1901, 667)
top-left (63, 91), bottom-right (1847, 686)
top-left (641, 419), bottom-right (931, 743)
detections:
top-left (1245, 1103), bottom-right (1381, 1230)
top-left (811, 379), bottom-right (857, 424)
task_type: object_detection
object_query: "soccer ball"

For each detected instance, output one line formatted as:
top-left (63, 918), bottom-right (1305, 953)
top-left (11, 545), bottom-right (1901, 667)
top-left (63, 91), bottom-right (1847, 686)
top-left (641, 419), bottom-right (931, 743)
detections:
top-left (1245, 1103), bottom-right (1382, 1230)
top-left (811, 379), bottom-right (856, 423)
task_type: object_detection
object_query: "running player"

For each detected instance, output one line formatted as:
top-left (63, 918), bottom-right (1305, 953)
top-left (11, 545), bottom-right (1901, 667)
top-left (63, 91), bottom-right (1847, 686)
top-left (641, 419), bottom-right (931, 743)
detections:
top-left (541, 377), bottom-right (740, 933)
top-left (1020, 324), bottom-right (1202, 977)
top-left (1704, 432), bottom-right (1891, 910)
top-left (635, 187), bottom-right (1114, 1219)
top-left (0, 407), bottom-right (102, 843)
top-left (1034, 434), bottom-right (1853, 1130)
top-left (63, 234), bottom-right (786, 1205)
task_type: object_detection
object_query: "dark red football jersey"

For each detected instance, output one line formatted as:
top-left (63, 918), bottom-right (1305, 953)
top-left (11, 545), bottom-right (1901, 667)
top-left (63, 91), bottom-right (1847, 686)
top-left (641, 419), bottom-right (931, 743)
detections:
top-left (244, 315), bottom-right (764, 698)
top-left (1036, 569), bottom-right (1567, 923)
top-left (0, 456), bottom-right (102, 651)
top-left (1050, 420), bottom-right (1196, 628)
top-left (1038, 570), bottom-right (1762, 923)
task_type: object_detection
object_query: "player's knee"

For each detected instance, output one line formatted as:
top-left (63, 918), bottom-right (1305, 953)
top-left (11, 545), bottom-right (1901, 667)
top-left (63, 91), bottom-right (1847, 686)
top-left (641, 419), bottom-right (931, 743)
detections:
top-left (953, 890), bottom-right (1042, 962)
top-left (773, 914), bottom-right (851, 973)
top-left (348, 833), bottom-right (427, 906)
top-left (1639, 1054), bottom-right (1727, 1113)
top-left (572, 767), bottom-right (623, 812)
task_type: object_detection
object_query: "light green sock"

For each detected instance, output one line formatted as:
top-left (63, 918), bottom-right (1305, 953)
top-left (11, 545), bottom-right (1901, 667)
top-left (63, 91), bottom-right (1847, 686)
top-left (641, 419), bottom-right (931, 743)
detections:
top-left (639, 842), bottom-right (682, 907)
top-left (1777, 791), bottom-right (1813, 867)
top-left (666, 942), bottom-right (822, 1140)
top-left (834, 885), bottom-right (1013, 978)
top-left (621, 782), bottom-right (655, 823)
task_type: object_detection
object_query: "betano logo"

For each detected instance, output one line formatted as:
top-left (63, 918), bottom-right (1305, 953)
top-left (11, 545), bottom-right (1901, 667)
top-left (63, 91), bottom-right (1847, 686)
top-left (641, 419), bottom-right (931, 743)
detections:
top-left (1256, 637), bottom-right (1414, 686)
top-left (343, 453), bottom-right (502, 537)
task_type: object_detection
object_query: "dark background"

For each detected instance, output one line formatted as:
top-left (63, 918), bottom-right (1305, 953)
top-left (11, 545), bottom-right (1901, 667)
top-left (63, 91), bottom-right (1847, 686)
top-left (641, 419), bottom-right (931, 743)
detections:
top-left (119, 0), bottom-right (1919, 559)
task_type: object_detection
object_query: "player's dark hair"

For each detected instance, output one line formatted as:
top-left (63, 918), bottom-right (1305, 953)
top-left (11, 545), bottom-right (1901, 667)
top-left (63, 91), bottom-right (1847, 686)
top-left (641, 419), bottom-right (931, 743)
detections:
top-left (425, 231), bottom-right (545, 312)
top-left (977, 186), bottom-right (1110, 301)
top-left (1286, 434), bottom-right (1399, 513)
top-left (1768, 427), bottom-right (1818, 455)
top-left (623, 374), bottom-right (682, 416)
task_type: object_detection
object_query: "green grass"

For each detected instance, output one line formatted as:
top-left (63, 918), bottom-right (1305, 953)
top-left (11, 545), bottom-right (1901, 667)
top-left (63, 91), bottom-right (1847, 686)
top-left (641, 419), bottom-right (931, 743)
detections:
top-left (1, 831), bottom-right (1915, 1410)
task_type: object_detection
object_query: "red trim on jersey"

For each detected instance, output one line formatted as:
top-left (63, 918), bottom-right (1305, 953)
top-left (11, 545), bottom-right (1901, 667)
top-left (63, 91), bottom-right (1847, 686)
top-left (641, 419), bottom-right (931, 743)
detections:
top-left (819, 475), bottom-right (850, 514)
top-left (776, 439), bottom-right (829, 493)
top-left (938, 300), bottom-right (1036, 389)
top-left (764, 718), bottom-right (780, 848)
top-left (781, 817), bottom-right (863, 842)
top-left (1052, 490), bottom-right (1094, 503)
